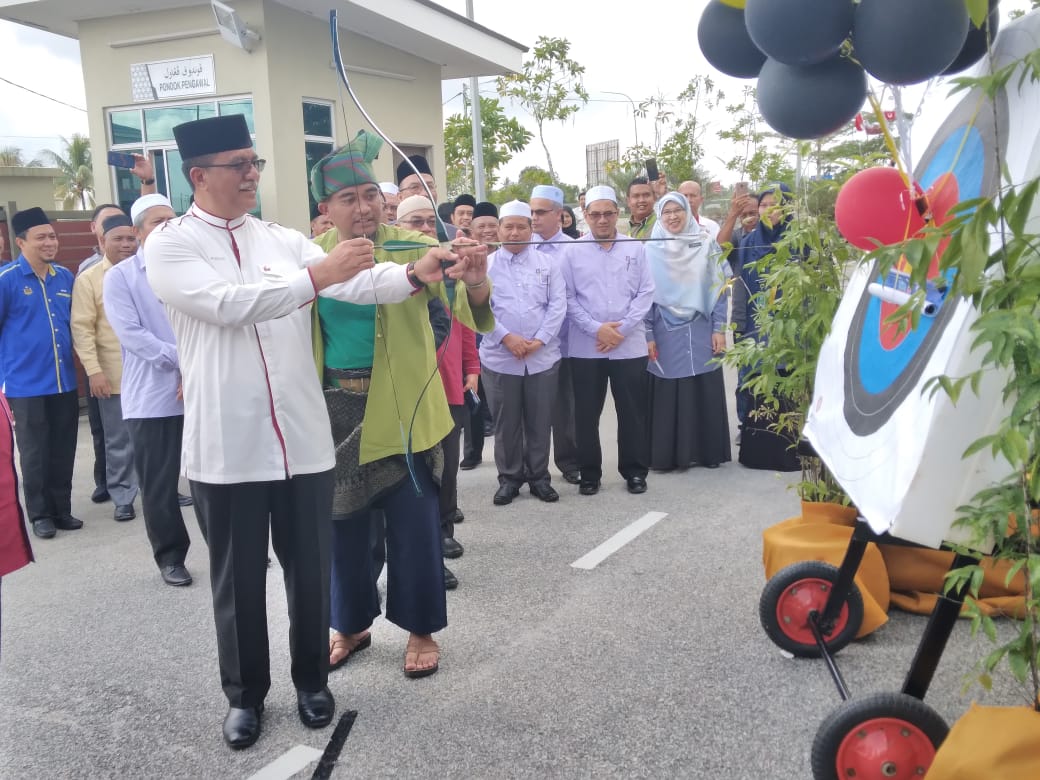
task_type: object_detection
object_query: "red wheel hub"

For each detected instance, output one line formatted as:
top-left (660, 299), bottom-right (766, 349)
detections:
top-left (835, 717), bottom-right (936, 779)
top-left (775, 577), bottom-right (849, 645)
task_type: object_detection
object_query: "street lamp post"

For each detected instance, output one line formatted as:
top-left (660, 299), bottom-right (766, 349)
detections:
top-left (604, 90), bottom-right (639, 149)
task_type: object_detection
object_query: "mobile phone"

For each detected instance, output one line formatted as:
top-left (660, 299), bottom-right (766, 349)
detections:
top-left (107, 151), bottom-right (138, 169)
top-left (645, 159), bottom-right (659, 182)
top-left (735, 181), bottom-right (750, 197)
top-left (464, 388), bottom-right (482, 413)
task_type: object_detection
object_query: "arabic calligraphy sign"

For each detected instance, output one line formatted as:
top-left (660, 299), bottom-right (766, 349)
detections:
top-left (130, 55), bottom-right (216, 102)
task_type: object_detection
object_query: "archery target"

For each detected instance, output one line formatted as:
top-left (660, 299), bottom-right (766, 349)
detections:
top-left (804, 12), bottom-right (1040, 549)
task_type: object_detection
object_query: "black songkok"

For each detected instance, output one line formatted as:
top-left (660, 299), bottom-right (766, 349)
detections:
top-left (472, 202), bottom-right (498, 219)
top-left (173, 114), bottom-right (252, 159)
top-left (11, 207), bottom-right (51, 235)
top-left (101, 214), bottom-right (133, 235)
top-left (453, 193), bottom-right (477, 210)
top-left (396, 155), bottom-right (432, 185)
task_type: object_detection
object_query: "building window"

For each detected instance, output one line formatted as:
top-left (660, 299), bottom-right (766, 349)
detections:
top-left (303, 100), bottom-right (335, 219)
top-left (107, 95), bottom-right (256, 216)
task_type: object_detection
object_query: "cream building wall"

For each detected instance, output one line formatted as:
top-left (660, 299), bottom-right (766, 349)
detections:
top-left (0, 166), bottom-right (63, 211)
top-left (78, 0), bottom-right (449, 232)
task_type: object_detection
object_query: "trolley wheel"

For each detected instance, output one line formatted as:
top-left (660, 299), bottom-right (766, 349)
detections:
top-left (811, 692), bottom-right (949, 780)
top-left (759, 560), bottom-right (863, 657)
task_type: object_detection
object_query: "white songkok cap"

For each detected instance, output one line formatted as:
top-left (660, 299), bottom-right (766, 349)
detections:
top-left (396, 194), bottom-right (436, 221)
top-left (499, 200), bottom-right (532, 219)
top-left (530, 184), bottom-right (564, 205)
top-left (130, 194), bottom-right (174, 224)
top-left (585, 185), bottom-right (617, 205)
top-left (379, 181), bottom-right (399, 196)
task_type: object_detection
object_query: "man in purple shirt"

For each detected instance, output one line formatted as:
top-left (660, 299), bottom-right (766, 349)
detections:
top-left (480, 201), bottom-right (568, 506)
top-left (530, 184), bottom-right (582, 486)
top-left (562, 185), bottom-right (655, 495)
top-left (103, 195), bottom-right (192, 587)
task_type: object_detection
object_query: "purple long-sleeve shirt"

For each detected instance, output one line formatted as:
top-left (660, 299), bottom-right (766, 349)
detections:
top-left (102, 250), bottom-right (183, 419)
top-left (561, 232), bottom-right (655, 360)
top-left (480, 245), bottom-right (566, 376)
top-left (536, 228), bottom-right (573, 357)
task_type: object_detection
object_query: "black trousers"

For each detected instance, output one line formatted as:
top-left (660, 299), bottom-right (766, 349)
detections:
top-left (570, 357), bottom-right (650, 483)
top-left (551, 358), bottom-right (580, 474)
top-left (8, 392), bottom-right (79, 522)
top-left (462, 376), bottom-right (490, 462)
top-left (126, 416), bottom-right (190, 568)
top-left (439, 404), bottom-right (467, 540)
top-left (189, 470), bottom-right (334, 708)
top-left (85, 394), bottom-right (106, 491)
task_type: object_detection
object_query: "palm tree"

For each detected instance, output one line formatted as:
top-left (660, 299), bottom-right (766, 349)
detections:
top-left (0, 146), bottom-right (42, 167)
top-left (41, 134), bottom-right (94, 210)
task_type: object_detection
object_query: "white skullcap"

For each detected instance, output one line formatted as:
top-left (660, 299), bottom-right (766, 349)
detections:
top-left (530, 184), bottom-right (564, 205)
top-left (396, 194), bottom-right (436, 221)
top-left (130, 194), bottom-right (174, 224)
top-left (585, 185), bottom-right (617, 205)
top-left (379, 181), bottom-right (399, 196)
top-left (499, 200), bottom-right (532, 219)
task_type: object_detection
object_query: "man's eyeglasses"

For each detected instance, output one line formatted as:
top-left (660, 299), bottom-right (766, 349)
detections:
top-left (198, 158), bottom-right (266, 174)
top-left (403, 217), bottom-right (439, 228)
top-left (530, 208), bottom-right (556, 217)
top-left (586, 211), bottom-right (618, 220)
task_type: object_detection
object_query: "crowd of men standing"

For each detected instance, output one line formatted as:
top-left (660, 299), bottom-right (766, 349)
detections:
top-left (0, 116), bottom-right (768, 753)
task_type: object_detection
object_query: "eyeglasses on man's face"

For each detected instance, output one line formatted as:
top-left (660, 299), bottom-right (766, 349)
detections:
top-left (199, 158), bottom-right (266, 174)
top-left (403, 217), bottom-right (439, 228)
top-left (586, 211), bottom-right (618, 220)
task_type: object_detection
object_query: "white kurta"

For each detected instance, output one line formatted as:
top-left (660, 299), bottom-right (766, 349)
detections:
top-left (145, 204), bottom-right (413, 484)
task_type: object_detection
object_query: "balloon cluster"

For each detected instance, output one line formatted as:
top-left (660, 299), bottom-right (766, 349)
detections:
top-left (698, 0), bottom-right (1000, 139)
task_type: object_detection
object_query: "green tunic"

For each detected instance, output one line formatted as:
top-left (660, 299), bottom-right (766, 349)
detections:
top-left (628, 213), bottom-right (656, 239)
top-left (312, 224), bottom-right (494, 465)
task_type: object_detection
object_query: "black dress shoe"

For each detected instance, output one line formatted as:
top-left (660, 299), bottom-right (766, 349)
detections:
top-left (562, 470), bottom-right (581, 485)
top-left (444, 565), bottom-right (458, 590)
top-left (452, 508), bottom-right (465, 524)
top-left (223, 705), bottom-right (263, 749)
top-left (442, 536), bottom-right (464, 559)
top-left (626, 477), bottom-right (648, 494)
top-left (114, 504), bottom-right (136, 522)
top-left (177, 493), bottom-right (194, 507)
top-left (459, 457), bottom-right (481, 470)
top-left (297, 687), bottom-right (335, 729)
top-left (530, 482), bottom-right (560, 502)
top-left (160, 564), bottom-right (193, 586)
top-left (493, 484), bottom-right (520, 505)
top-left (53, 514), bottom-right (83, 530)
top-left (31, 517), bottom-right (56, 539)
top-left (579, 481), bottom-right (600, 496)
top-left (90, 486), bottom-right (110, 503)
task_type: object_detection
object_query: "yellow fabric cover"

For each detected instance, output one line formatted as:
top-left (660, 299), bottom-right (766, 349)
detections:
top-left (881, 546), bottom-right (1027, 619)
top-left (926, 704), bottom-right (1040, 779)
top-left (762, 501), bottom-right (891, 638)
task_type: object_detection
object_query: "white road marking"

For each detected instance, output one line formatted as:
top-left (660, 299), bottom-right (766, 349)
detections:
top-left (570, 511), bottom-right (669, 570)
top-left (246, 744), bottom-right (323, 780)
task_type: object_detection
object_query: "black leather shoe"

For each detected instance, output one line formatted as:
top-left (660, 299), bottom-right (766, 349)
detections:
top-left (53, 514), bottom-right (83, 530)
top-left (459, 457), bottom-right (481, 470)
top-left (626, 477), bottom-right (648, 494)
top-left (90, 486), bottom-right (110, 503)
top-left (177, 493), bottom-right (194, 507)
top-left (493, 484), bottom-right (520, 505)
top-left (223, 705), bottom-right (263, 749)
top-left (161, 564), bottom-right (193, 586)
top-left (579, 481), bottom-right (600, 496)
top-left (562, 470), bottom-right (581, 485)
top-left (31, 517), bottom-right (56, 539)
top-left (530, 482), bottom-right (560, 502)
top-left (297, 687), bottom-right (335, 729)
top-left (442, 536), bottom-right (464, 559)
top-left (114, 504), bottom-right (136, 522)
top-left (444, 565), bottom-right (458, 590)
top-left (452, 508), bottom-right (465, 524)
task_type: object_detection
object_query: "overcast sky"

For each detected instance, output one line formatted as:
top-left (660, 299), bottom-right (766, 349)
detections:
top-left (0, 0), bottom-right (1034, 189)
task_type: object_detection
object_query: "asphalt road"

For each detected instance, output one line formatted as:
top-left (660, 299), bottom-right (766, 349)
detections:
top-left (0, 370), bottom-right (1025, 779)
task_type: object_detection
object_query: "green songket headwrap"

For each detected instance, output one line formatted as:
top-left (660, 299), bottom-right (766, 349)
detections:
top-left (310, 130), bottom-right (382, 202)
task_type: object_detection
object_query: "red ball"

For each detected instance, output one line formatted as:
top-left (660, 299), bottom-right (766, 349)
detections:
top-left (835, 167), bottom-right (926, 249)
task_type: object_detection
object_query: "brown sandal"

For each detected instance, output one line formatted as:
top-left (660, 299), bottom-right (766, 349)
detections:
top-left (329, 631), bottom-right (372, 670)
top-left (403, 634), bottom-right (439, 679)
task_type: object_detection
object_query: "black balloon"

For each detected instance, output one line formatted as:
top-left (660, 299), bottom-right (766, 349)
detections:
top-left (943, 0), bottom-right (1000, 75)
top-left (745, 0), bottom-right (855, 67)
top-left (757, 55), bottom-right (868, 139)
top-left (853, 0), bottom-right (970, 85)
top-left (698, 0), bottom-right (766, 79)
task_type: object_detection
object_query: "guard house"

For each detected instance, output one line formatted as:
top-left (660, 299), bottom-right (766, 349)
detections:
top-left (0, 0), bottom-right (525, 230)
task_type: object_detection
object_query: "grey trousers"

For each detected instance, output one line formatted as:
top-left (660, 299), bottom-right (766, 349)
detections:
top-left (97, 395), bottom-right (139, 506)
top-left (483, 362), bottom-right (559, 488)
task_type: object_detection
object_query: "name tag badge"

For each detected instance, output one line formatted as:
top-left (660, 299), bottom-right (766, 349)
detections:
top-left (23, 286), bottom-right (32, 295)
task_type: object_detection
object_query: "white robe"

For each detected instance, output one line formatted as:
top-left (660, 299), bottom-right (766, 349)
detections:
top-left (145, 204), bottom-right (412, 484)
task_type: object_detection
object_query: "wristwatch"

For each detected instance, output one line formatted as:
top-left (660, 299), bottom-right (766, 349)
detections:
top-left (405, 261), bottom-right (425, 290)
top-left (141, 178), bottom-right (156, 185)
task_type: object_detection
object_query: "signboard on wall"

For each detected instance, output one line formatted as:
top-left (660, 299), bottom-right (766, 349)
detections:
top-left (130, 55), bottom-right (216, 102)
